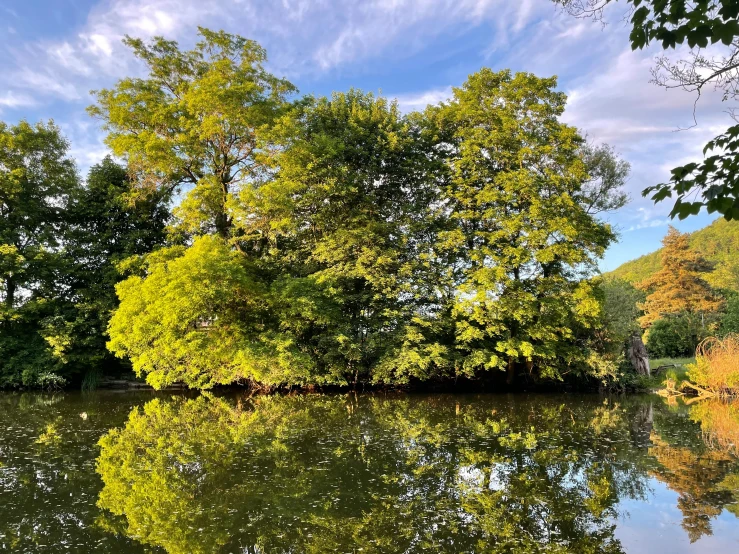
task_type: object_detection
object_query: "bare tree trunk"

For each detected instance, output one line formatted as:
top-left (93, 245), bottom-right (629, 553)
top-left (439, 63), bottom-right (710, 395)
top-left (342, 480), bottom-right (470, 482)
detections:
top-left (506, 357), bottom-right (515, 385)
top-left (628, 332), bottom-right (650, 376)
top-left (4, 278), bottom-right (15, 309)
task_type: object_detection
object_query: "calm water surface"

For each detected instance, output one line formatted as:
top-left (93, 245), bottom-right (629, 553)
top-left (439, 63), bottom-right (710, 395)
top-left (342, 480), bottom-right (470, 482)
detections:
top-left (1, 391), bottom-right (738, 553)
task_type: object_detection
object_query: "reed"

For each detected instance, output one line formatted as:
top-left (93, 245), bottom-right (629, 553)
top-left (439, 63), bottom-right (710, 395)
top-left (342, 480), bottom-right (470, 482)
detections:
top-left (685, 334), bottom-right (739, 397)
top-left (690, 400), bottom-right (739, 456)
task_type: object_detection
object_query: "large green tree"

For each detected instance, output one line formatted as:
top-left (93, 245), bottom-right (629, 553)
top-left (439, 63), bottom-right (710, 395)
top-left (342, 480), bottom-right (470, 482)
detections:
top-left (99, 29), bottom-right (629, 390)
top-left (107, 236), bottom-right (285, 389)
top-left (0, 120), bottom-right (80, 386)
top-left (433, 69), bottom-right (623, 384)
top-left (88, 27), bottom-right (296, 239)
top-left (50, 157), bottom-right (169, 376)
top-left (239, 90), bottom-right (450, 385)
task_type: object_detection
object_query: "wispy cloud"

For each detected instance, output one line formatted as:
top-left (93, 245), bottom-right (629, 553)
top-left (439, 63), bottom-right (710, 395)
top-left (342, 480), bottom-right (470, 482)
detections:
top-left (0, 0), bottom-right (553, 108)
top-left (626, 218), bottom-right (672, 232)
top-left (0, 91), bottom-right (36, 110)
top-left (394, 87), bottom-right (452, 112)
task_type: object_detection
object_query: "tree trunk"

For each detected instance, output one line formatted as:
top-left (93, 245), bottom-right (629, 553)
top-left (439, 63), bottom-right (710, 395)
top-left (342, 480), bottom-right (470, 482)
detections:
top-left (4, 277), bottom-right (15, 309)
top-left (628, 332), bottom-right (650, 376)
top-left (506, 357), bottom-right (515, 385)
top-left (214, 181), bottom-right (231, 239)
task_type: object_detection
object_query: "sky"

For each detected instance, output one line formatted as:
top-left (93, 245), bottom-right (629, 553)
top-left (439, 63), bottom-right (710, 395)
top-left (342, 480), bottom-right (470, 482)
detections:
top-left (0, 0), bottom-right (732, 270)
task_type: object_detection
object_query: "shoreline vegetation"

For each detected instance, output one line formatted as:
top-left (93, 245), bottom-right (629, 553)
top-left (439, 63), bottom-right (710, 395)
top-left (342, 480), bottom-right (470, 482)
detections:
top-left (659, 335), bottom-right (739, 399)
top-left (1, 25), bottom-right (738, 394)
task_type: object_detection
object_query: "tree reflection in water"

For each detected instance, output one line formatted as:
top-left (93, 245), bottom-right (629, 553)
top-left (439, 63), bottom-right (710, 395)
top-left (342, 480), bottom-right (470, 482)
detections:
top-left (648, 400), bottom-right (739, 542)
top-left (94, 394), bottom-right (739, 554)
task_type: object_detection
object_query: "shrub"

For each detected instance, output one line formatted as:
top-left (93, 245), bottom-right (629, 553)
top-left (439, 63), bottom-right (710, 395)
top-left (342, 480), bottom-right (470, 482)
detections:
top-left (686, 335), bottom-right (739, 396)
top-left (36, 372), bottom-right (67, 391)
top-left (646, 314), bottom-right (705, 358)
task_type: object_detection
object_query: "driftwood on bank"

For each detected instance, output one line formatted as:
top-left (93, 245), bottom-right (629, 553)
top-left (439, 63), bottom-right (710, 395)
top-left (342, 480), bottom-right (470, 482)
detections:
top-left (627, 332), bottom-right (650, 377)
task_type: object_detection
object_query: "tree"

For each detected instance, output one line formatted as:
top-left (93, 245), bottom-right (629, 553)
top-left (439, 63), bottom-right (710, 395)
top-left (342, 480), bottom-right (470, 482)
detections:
top-left (239, 90), bottom-right (450, 385)
top-left (599, 278), bottom-right (645, 352)
top-left (636, 226), bottom-right (723, 328)
top-left (646, 314), bottom-right (706, 357)
top-left (720, 291), bottom-right (739, 334)
top-left (107, 236), bottom-right (300, 389)
top-left (88, 28), bottom-right (296, 239)
top-left (596, 278), bottom-right (650, 374)
top-left (580, 142), bottom-right (631, 215)
top-left (52, 157), bottom-right (169, 375)
top-left (96, 31), bottom-right (630, 390)
top-left (0, 120), bottom-right (80, 387)
top-left (433, 69), bottom-right (623, 383)
top-left (557, 0), bottom-right (739, 220)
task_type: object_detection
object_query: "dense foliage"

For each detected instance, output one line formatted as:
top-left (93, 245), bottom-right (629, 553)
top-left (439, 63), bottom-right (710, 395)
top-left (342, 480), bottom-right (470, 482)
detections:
top-left (720, 292), bottom-right (739, 334)
top-left (2, 29), bottom-right (634, 390)
top-left (89, 30), bottom-right (631, 390)
top-left (606, 218), bottom-right (739, 290)
top-left (636, 226), bottom-right (723, 328)
top-left (0, 120), bottom-right (168, 388)
top-left (646, 315), bottom-right (705, 358)
top-left (600, 222), bottom-right (739, 359)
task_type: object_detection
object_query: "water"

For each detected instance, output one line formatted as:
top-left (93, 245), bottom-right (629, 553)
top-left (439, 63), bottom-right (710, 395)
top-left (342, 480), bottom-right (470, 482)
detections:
top-left (1, 391), bottom-right (738, 553)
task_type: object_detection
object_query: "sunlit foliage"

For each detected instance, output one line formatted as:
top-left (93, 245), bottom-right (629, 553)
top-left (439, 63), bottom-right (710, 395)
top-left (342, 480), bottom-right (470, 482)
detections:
top-left (686, 335), bottom-right (739, 396)
top-left (637, 226), bottom-right (723, 329)
top-left (95, 394), bottom-right (665, 553)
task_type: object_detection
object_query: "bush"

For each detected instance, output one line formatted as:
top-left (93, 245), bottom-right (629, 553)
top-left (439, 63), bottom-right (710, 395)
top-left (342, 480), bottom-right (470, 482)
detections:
top-left (36, 372), bottom-right (67, 391)
top-left (646, 314), bottom-right (706, 358)
top-left (686, 335), bottom-right (739, 396)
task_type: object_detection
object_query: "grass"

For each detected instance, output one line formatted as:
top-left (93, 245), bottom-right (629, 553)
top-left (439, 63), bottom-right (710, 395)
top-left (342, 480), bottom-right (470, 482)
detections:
top-left (649, 357), bottom-right (696, 371)
top-left (81, 368), bottom-right (103, 392)
top-left (638, 357), bottom-right (695, 390)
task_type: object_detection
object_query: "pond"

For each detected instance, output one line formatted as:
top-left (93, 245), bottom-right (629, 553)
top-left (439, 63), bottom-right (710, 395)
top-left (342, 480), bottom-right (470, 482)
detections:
top-left (1, 391), bottom-right (738, 553)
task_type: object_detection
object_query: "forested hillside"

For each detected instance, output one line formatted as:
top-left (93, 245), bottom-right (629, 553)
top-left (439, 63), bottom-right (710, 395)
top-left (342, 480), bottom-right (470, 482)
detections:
top-left (607, 218), bottom-right (739, 291)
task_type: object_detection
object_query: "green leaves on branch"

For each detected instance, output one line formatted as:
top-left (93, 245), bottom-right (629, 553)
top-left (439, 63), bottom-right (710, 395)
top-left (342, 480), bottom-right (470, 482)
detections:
top-left (88, 27), bottom-right (296, 239)
top-left (558, 1), bottom-right (739, 220)
top-left (626, 0), bottom-right (739, 50)
top-left (644, 126), bottom-right (739, 221)
top-left (108, 236), bottom-right (314, 389)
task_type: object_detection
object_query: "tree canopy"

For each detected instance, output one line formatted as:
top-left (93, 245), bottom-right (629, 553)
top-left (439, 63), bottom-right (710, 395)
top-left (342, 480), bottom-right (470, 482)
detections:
top-left (2, 28), bottom-right (634, 390)
top-left (0, 124), bottom-right (168, 388)
top-left (93, 35), bottom-right (629, 389)
top-left (0, 121), bottom-right (79, 386)
top-left (636, 226), bottom-right (723, 328)
top-left (88, 27), bottom-right (296, 239)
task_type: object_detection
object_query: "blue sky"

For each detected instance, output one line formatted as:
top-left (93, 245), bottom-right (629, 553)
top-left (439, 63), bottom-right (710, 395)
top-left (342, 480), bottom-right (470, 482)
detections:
top-left (0, 0), bottom-right (731, 269)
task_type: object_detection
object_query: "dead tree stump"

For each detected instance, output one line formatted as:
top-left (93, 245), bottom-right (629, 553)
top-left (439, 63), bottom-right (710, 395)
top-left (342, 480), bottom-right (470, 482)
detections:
top-left (628, 332), bottom-right (650, 377)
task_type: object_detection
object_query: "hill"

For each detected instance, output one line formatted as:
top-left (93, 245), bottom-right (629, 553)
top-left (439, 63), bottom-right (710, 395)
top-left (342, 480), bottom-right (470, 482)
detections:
top-left (606, 218), bottom-right (739, 291)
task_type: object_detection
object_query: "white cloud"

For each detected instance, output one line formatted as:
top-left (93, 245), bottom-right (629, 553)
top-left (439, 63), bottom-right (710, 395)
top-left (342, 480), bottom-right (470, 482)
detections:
top-left (0, 91), bottom-right (35, 109)
top-left (394, 86), bottom-right (452, 112)
top-left (626, 216), bottom-right (672, 232)
top-left (16, 69), bottom-right (81, 101)
top-left (0, 0), bottom-right (552, 106)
